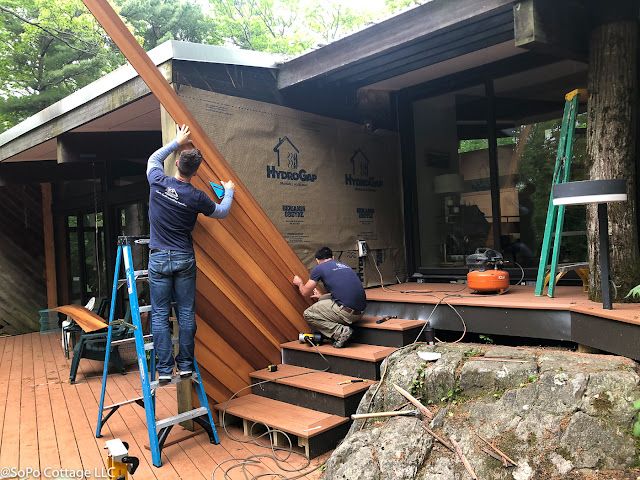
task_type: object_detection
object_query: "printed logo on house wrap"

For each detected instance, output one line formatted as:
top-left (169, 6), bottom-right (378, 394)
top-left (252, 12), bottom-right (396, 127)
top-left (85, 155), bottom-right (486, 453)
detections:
top-left (345, 149), bottom-right (383, 191)
top-left (357, 207), bottom-right (375, 224)
top-left (268, 136), bottom-right (317, 185)
top-left (282, 205), bottom-right (305, 225)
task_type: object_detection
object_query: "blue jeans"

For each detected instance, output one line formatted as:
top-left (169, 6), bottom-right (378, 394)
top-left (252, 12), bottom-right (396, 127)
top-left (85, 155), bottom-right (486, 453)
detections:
top-left (148, 250), bottom-right (197, 375)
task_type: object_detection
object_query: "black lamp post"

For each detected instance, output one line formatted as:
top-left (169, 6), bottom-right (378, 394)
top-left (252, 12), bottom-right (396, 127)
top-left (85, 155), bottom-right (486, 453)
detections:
top-left (553, 179), bottom-right (627, 310)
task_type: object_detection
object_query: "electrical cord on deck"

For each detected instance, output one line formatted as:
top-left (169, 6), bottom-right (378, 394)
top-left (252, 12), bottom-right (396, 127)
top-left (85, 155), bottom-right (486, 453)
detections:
top-left (212, 340), bottom-right (333, 479)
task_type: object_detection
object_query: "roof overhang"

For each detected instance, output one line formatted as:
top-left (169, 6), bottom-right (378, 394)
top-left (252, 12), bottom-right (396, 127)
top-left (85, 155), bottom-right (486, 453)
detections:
top-left (278, 0), bottom-right (516, 91)
top-left (0, 41), bottom-right (279, 162)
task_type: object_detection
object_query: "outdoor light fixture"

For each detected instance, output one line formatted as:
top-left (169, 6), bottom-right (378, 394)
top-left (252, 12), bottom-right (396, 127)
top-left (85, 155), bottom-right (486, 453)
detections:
top-left (553, 179), bottom-right (627, 310)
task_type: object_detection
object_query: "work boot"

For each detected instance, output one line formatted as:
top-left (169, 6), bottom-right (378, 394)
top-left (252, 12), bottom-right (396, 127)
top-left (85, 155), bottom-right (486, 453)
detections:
top-left (333, 326), bottom-right (353, 348)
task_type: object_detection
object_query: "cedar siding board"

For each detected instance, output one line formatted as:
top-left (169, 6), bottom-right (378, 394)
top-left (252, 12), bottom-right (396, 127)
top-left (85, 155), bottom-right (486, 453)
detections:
top-left (0, 185), bottom-right (46, 334)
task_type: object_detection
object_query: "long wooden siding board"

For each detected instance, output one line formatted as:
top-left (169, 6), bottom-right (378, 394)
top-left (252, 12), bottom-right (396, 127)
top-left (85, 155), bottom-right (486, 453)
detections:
top-left (194, 248), bottom-right (286, 349)
top-left (191, 248), bottom-right (286, 347)
top-left (80, 0), bottom-right (316, 424)
top-left (194, 236), bottom-right (303, 338)
top-left (39, 334), bottom-right (83, 471)
top-left (19, 334), bottom-right (40, 472)
top-left (195, 320), bottom-right (257, 381)
top-left (199, 367), bottom-right (237, 404)
top-left (193, 228), bottom-right (305, 334)
top-left (195, 290), bottom-right (275, 367)
top-left (195, 340), bottom-right (251, 396)
top-left (0, 335), bottom-right (22, 468)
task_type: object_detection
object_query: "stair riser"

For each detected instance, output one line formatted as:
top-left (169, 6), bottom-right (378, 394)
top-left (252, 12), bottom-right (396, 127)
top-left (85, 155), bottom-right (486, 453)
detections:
top-left (217, 410), bottom-right (351, 459)
top-left (251, 380), bottom-right (366, 417)
top-left (282, 348), bottom-right (382, 380)
top-left (352, 327), bottom-right (424, 347)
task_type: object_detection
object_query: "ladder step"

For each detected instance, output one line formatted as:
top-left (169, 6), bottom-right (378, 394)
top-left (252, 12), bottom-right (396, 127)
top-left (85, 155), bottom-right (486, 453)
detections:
top-left (117, 269), bottom-right (149, 285)
top-left (111, 334), bottom-right (152, 346)
top-left (139, 305), bottom-right (152, 313)
top-left (156, 407), bottom-right (208, 431)
top-left (150, 374), bottom-right (196, 390)
top-left (103, 395), bottom-right (145, 410)
top-left (143, 336), bottom-right (179, 351)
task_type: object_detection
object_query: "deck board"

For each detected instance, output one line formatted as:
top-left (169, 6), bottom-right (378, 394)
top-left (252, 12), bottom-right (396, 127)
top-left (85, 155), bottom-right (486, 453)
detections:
top-left (0, 332), bottom-right (324, 479)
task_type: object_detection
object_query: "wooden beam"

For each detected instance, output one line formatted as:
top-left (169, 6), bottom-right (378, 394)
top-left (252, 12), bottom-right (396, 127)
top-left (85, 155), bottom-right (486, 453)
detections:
top-left (41, 183), bottom-right (58, 308)
top-left (514, 0), bottom-right (588, 61)
top-left (278, 0), bottom-right (515, 89)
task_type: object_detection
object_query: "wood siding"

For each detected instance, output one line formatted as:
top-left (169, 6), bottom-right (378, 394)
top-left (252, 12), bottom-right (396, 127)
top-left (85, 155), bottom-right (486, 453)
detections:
top-left (0, 185), bottom-right (46, 334)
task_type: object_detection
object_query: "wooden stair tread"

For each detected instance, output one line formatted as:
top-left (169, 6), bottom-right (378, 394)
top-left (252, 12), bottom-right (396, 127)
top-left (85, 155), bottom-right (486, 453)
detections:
top-left (356, 316), bottom-right (425, 331)
top-left (280, 341), bottom-right (396, 362)
top-left (215, 394), bottom-right (349, 438)
top-left (250, 364), bottom-right (375, 397)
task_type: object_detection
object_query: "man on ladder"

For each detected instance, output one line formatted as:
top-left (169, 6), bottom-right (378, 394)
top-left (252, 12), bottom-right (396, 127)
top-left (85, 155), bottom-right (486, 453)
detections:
top-left (147, 124), bottom-right (235, 382)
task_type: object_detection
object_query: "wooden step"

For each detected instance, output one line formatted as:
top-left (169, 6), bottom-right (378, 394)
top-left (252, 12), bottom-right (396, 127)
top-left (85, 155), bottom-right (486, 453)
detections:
top-left (352, 316), bottom-right (427, 347)
top-left (281, 341), bottom-right (396, 380)
top-left (250, 364), bottom-right (375, 416)
top-left (214, 394), bottom-right (350, 458)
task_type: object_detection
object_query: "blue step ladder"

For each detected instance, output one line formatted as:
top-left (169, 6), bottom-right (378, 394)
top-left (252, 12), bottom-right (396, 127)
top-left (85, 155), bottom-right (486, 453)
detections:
top-left (95, 236), bottom-right (219, 467)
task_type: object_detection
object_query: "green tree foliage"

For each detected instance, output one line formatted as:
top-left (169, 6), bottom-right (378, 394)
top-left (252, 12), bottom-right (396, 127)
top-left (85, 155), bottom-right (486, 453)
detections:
top-left (206, 0), bottom-right (373, 54)
top-left (0, 0), bottom-right (122, 130)
top-left (116, 0), bottom-right (211, 49)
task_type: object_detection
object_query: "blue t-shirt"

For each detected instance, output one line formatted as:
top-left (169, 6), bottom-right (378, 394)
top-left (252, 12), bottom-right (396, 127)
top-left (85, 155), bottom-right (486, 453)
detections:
top-left (147, 142), bottom-right (219, 252)
top-left (310, 260), bottom-right (366, 312)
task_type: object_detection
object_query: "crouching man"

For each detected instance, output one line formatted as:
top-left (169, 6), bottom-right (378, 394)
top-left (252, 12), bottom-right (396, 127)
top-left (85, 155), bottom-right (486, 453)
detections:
top-left (292, 247), bottom-right (366, 348)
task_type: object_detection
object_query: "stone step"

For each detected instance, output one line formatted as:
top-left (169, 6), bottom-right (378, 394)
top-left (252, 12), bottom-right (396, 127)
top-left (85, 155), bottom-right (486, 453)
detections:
top-left (214, 394), bottom-right (350, 458)
top-left (281, 341), bottom-right (396, 380)
top-left (250, 364), bottom-right (375, 416)
top-left (352, 315), bottom-right (427, 347)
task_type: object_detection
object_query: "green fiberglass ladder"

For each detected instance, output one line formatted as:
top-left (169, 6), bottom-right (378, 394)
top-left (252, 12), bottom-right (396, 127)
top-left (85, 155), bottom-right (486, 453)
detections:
top-left (535, 89), bottom-right (586, 297)
top-left (95, 236), bottom-right (219, 467)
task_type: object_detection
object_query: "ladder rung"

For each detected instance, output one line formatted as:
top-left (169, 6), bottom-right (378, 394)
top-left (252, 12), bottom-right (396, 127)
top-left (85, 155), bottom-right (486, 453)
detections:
top-left (156, 407), bottom-right (208, 431)
top-left (150, 374), bottom-right (196, 390)
top-left (117, 270), bottom-right (149, 285)
top-left (103, 395), bottom-right (145, 410)
top-left (111, 334), bottom-right (152, 346)
top-left (143, 336), bottom-right (178, 351)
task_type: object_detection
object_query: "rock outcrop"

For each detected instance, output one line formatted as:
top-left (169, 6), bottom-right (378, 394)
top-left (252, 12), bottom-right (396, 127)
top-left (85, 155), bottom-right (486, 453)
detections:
top-left (324, 344), bottom-right (640, 480)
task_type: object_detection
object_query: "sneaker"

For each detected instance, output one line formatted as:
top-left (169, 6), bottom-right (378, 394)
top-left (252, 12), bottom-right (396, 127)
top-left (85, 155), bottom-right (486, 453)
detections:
top-left (158, 374), bottom-right (172, 384)
top-left (178, 370), bottom-right (193, 378)
top-left (332, 326), bottom-right (353, 348)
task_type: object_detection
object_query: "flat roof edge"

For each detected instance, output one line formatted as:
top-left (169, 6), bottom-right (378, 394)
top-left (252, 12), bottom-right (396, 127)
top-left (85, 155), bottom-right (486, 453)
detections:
top-left (0, 41), bottom-right (280, 149)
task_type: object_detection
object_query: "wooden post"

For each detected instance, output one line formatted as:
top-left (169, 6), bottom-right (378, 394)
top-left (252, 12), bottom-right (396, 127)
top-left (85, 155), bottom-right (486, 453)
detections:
top-left (485, 79), bottom-right (502, 249)
top-left (41, 183), bottom-right (58, 308)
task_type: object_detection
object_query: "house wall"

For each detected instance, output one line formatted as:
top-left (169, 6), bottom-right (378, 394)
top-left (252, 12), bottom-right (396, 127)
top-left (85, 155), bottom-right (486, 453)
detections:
top-left (164, 86), bottom-right (406, 403)
top-left (0, 184), bottom-right (46, 334)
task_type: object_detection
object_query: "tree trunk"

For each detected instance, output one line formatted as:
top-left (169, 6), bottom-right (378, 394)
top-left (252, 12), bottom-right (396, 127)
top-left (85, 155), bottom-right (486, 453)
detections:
top-left (586, 19), bottom-right (640, 302)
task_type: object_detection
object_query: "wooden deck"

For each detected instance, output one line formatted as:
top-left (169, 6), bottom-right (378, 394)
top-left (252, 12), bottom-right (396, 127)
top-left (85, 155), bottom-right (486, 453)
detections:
top-left (0, 332), bottom-right (326, 479)
top-left (366, 283), bottom-right (640, 325)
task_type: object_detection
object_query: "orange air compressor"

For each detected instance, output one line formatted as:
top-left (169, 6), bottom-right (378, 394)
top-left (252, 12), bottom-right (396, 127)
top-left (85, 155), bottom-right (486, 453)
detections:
top-left (466, 248), bottom-right (510, 294)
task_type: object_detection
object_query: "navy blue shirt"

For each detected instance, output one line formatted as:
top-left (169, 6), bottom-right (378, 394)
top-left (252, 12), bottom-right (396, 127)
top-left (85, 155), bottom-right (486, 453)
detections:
top-left (310, 260), bottom-right (367, 312)
top-left (147, 141), bottom-right (233, 252)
